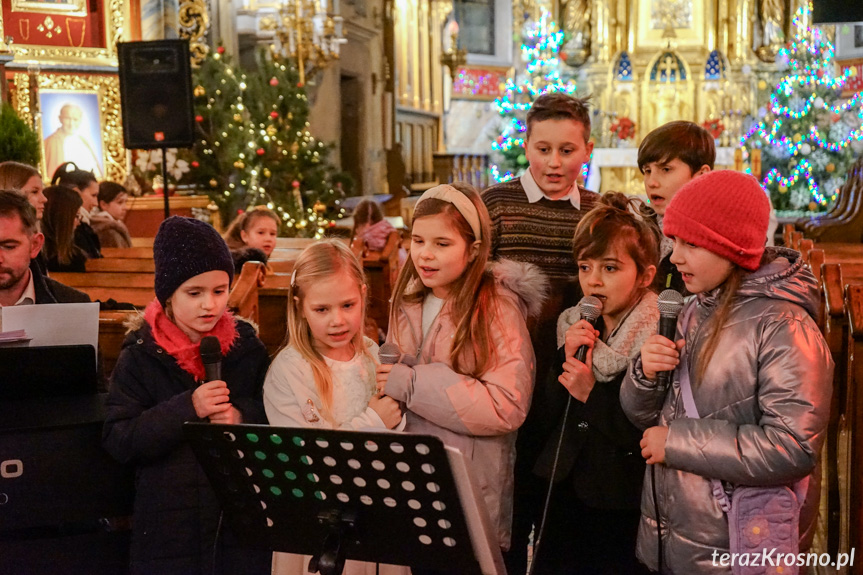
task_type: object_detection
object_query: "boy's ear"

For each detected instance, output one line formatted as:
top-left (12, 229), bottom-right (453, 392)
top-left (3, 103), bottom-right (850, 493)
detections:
top-left (694, 164), bottom-right (711, 177)
top-left (640, 264), bottom-right (657, 288)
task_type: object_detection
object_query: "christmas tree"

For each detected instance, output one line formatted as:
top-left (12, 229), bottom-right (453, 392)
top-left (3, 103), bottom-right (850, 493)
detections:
top-left (489, 12), bottom-right (578, 182)
top-left (741, 4), bottom-right (863, 213)
top-left (186, 47), bottom-right (345, 237)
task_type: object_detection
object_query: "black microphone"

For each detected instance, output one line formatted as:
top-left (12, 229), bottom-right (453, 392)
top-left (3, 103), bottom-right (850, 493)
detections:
top-left (574, 295), bottom-right (603, 363)
top-left (378, 341), bottom-right (401, 365)
top-left (656, 289), bottom-right (684, 387)
top-left (200, 335), bottom-right (222, 382)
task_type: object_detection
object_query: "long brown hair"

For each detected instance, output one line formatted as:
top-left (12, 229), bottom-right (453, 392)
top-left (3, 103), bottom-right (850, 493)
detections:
top-left (694, 266), bottom-right (746, 384)
top-left (389, 182), bottom-right (497, 377)
top-left (350, 199), bottom-right (384, 241)
top-left (284, 240), bottom-right (372, 421)
top-left (42, 185), bottom-right (83, 265)
top-left (223, 207), bottom-right (280, 250)
top-left (0, 161), bottom-right (40, 192)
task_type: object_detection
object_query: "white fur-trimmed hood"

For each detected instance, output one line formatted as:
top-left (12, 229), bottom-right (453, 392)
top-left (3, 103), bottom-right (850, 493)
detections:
top-left (491, 258), bottom-right (549, 320)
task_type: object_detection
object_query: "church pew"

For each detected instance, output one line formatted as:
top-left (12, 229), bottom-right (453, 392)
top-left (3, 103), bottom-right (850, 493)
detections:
top-left (841, 285), bottom-right (863, 572)
top-left (274, 237), bottom-right (318, 249)
top-left (99, 311), bottom-right (134, 377)
top-left (227, 261), bottom-right (266, 324)
top-left (50, 272), bottom-right (155, 308)
top-left (101, 247), bottom-right (155, 259)
top-left (86, 258), bottom-right (156, 273)
top-left (130, 237), bottom-right (155, 248)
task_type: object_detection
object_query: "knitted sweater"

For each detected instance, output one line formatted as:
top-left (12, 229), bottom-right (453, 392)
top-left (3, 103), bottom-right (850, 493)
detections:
top-left (481, 178), bottom-right (600, 281)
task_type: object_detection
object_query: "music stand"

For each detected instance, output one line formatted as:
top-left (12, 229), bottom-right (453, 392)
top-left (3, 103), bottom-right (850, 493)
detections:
top-left (184, 424), bottom-right (505, 575)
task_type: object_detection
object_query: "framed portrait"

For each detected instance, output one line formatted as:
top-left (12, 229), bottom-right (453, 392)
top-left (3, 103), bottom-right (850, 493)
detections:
top-left (39, 90), bottom-right (105, 180)
top-left (835, 23), bottom-right (863, 60)
top-left (0, 0), bottom-right (124, 66)
top-left (11, 73), bottom-right (125, 183)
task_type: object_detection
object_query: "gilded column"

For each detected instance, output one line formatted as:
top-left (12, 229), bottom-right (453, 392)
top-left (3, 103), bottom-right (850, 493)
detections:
top-left (420, 0), bottom-right (431, 111)
top-left (178, 0), bottom-right (211, 66)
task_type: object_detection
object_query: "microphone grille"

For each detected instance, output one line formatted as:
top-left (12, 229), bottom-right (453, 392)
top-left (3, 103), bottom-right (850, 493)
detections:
top-left (378, 342), bottom-right (401, 364)
top-left (580, 295), bottom-right (603, 321)
top-left (657, 289), bottom-right (685, 316)
top-left (199, 335), bottom-right (221, 363)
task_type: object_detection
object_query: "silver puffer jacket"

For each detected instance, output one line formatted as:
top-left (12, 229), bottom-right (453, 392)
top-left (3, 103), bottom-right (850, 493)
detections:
top-left (621, 247), bottom-right (833, 574)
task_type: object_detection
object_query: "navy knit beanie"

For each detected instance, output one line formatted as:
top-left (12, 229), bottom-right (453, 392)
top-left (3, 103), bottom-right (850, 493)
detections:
top-left (153, 216), bottom-right (234, 305)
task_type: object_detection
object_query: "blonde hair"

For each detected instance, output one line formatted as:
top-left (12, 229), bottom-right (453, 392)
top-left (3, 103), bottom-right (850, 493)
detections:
top-left (223, 207), bottom-right (280, 250)
top-left (390, 182), bottom-right (497, 377)
top-left (284, 240), bottom-right (372, 420)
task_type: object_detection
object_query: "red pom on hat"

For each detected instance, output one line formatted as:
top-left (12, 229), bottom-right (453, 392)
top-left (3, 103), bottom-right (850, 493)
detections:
top-left (663, 170), bottom-right (770, 271)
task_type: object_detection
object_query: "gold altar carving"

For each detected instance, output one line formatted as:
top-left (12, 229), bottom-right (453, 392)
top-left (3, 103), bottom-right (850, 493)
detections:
top-left (179, 0), bottom-right (211, 67)
top-left (11, 0), bottom-right (86, 18)
top-left (11, 72), bottom-right (126, 183)
top-left (0, 0), bottom-right (123, 66)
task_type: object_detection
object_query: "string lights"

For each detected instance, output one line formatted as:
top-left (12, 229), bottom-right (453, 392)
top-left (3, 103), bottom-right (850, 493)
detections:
top-left (740, 3), bottom-right (863, 212)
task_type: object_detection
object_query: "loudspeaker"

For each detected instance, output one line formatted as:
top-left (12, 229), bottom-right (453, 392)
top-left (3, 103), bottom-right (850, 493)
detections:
top-left (812, 0), bottom-right (863, 23)
top-left (118, 40), bottom-right (195, 149)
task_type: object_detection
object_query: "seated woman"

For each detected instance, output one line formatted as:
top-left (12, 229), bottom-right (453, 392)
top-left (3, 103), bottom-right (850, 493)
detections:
top-left (43, 186), bottom-right (87, 272)
top-left (90, 182), bottom-right (132, 248)
top-left (0, 161), bottom-right (47, 220)
top-left (51, 162), bottom-right (102, 259)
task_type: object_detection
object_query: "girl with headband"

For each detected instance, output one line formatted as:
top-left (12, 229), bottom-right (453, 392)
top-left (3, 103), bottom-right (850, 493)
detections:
top-left (376, 182), bottom-right (548, 560)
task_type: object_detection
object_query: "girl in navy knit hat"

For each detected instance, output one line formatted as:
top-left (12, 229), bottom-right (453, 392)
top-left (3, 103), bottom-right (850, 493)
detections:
top-left (620, 171), bottom-right (833, 574)
top-left (103, 216), bottom-right (271, 575)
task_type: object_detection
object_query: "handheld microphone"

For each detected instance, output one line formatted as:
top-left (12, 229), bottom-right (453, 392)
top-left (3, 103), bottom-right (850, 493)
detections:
top-left (656, 289), bottom-right (684, 387)
top-left (574, 295), bottom-right (603, 363)
top-left (378, 341), bottom-right (401, 365)
top-left (200, 336), bottom-right (223, 382)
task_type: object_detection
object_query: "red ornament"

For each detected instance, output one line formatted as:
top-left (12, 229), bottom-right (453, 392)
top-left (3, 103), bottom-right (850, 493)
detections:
top-left (292, 180), bottom-right (300, 188)
top-left (256, 148), bottom-right (265, 156)
top-left (195, 115), bottom-right (204, 122)
top-left (270, 111), bottom-right (279, 119)
top-left (217, 46), bottom-right (226, 54)
top-left (297, 81), bottom-right (304, 88)
top-left (191, 161), bottom-right (200, 168)
top-left (270, 77), bottom-right (279, 86)
top-left (328, 221), bottom-right (336, 228)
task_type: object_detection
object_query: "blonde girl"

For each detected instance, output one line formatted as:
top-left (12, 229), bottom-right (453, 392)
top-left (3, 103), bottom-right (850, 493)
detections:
top-left (621, 171), bottom-right (832, 574)
top-left (376, 182), bottom-right (546, 555)
top-left (263, 240), bottom-right (405, 575)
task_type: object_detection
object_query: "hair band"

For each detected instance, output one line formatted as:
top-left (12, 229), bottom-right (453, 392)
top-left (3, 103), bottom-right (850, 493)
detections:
top-left (290, 268), bottom-right (297, 287)
top-left (415, 184), bottom-right (482, 240)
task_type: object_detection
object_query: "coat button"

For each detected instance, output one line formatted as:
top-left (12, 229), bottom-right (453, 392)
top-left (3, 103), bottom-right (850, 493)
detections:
top-left (156, 348), bottom-right (163, 353)
top-left (136, 339), bottom-right (143, 344)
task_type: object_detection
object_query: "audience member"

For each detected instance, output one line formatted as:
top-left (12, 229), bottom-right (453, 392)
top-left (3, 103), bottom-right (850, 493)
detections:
top-left (51, 161), bottom-right (102, 258)
top-left (0, 161), bottom-right (47, 219)
top-left (42, 186), bottom-right (87, 272)
top-left (91, 182), bottom-right (132, 248)
top-left (223, 207), bottom-right (279, 259)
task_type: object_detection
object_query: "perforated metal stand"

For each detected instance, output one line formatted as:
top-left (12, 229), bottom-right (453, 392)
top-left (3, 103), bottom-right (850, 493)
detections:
top-left (184, 424), bottom-right (504, 575)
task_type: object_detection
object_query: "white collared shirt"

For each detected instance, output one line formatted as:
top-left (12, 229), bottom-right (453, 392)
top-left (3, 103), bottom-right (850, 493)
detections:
top-left (520, 169), bottom-right (582, 210)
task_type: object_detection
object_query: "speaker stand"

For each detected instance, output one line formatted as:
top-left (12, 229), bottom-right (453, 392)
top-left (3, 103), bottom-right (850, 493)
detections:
top-left (161, 147), bottom-right (170, 220)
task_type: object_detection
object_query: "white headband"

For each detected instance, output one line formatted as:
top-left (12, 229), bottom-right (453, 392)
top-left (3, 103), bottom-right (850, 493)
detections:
top-left (415, 184), bottom-right (482, 240)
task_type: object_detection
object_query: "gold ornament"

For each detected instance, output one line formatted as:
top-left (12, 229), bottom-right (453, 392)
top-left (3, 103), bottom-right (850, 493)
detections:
top-left (779, 185), bottom-right (788, 193)
top-left (209, 178), bottom-right (218, 188)
top-left (808, 202), bottom-right (817, 211)
top-left (194, 85), bottom-right (206, 97)
top-left (313, 200), bottom-right (327, 214)
top-left (793, 134), bottom-right (802, 143)
top-left (287, 112), bottom-right (293, 120)
top-left (758, 80), bottom-right (767, 90)
top-left (266, 125), bottom-right (277, 136)
top-left (263, 168), bottom-right (272, 178)
top-left (233, 160), bottom-right (245, 169)
top-left (826, 163), bottom-right (835, 173)
top-left (290, 142), bottom-right (300, 154)
top-left (234, 113), bottom-right (242, 122)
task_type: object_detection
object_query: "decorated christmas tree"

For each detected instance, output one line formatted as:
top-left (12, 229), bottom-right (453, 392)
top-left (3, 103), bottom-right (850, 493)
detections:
top-left (489, 12), bottom-right (578, 182)
top-left (741, 4), bottom-right (863, 213)
top-left (186, 47), bottom-right (345, 237)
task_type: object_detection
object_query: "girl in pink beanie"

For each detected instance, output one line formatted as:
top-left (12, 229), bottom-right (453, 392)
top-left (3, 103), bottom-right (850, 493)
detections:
top-left (620, 170), bottom-right (833, 573)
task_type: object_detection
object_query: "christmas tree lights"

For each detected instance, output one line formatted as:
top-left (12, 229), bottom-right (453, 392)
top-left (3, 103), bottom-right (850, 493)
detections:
top-left (489, 12), bottom-right (579, 182)
top-left (741, 3), bottom-right (863, 212)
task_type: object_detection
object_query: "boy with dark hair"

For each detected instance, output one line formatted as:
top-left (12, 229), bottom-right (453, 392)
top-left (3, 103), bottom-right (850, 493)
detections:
top-left (637, 121), bottom-right (714, 293)
top-left (482, 92), bottom-right (599, 575)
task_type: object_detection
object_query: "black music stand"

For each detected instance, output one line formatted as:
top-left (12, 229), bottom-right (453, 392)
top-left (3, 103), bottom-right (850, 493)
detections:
top-left (184, 424), bottom-right (505, 575)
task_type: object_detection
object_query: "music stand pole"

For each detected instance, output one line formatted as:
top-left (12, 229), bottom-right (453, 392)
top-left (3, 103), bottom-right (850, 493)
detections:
top-left (184, 424), bottom-right (505, 575)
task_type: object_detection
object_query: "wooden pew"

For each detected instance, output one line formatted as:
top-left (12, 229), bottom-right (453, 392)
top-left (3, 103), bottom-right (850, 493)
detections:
top-left (101, 247), bottom-right (155, 259)
top-left (274, 237), bottom-right (318, 249)
top-left (99, 311), bottom-right (135, 377)
top-left (130, 237), bottom-right (155, 248)
top-left (50, 272), bottom-right (155, 308)
top-left (86, 258), bottom-right (156, 273)
top-left (841, 285), bottom-right (863, 573)
top-left (227, 261), bottom-right (266, 324)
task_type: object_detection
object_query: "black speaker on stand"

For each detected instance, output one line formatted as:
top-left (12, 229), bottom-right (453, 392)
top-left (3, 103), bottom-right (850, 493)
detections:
top-left (118, 40), bottom-right (195, 220)
top-left (811, 0), bottom-right (863, 23)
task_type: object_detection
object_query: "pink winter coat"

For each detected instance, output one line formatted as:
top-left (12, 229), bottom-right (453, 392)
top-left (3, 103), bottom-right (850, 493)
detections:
top-left (384, 260), bottom-right (547, 549)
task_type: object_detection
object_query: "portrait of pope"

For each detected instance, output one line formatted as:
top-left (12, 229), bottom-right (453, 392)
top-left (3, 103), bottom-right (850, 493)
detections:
top-left (41, 93), bottom-right (104, 180)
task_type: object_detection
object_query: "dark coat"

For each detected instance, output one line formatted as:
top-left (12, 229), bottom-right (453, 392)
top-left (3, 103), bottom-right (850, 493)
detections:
top-left (31, 259), bottom-right (90, 304)
top-left (74, 221), bottom-right (102, 259)
top-left (532, 346), bottom-right (645, 510)
top-left (102, 318), bottom-right (271, 575)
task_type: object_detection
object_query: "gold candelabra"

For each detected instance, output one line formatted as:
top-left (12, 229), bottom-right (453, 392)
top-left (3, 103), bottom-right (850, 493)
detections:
top-left (273, 0), bottom-right (346, 86)
top-left (440, 20), bottom-right (467, 83)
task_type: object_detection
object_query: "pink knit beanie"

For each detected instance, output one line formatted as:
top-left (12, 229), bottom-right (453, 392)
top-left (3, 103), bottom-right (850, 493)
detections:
top-left (662, 170), bottom-right (770, 271)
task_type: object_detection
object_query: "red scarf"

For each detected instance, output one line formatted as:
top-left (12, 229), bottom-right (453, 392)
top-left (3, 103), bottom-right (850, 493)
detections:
top-left (143, 300), bottom-right (238, 382)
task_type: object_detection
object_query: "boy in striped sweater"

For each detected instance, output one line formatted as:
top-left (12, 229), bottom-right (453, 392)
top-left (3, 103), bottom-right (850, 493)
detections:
top-left (482, 92), bottom-right (599, 575)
